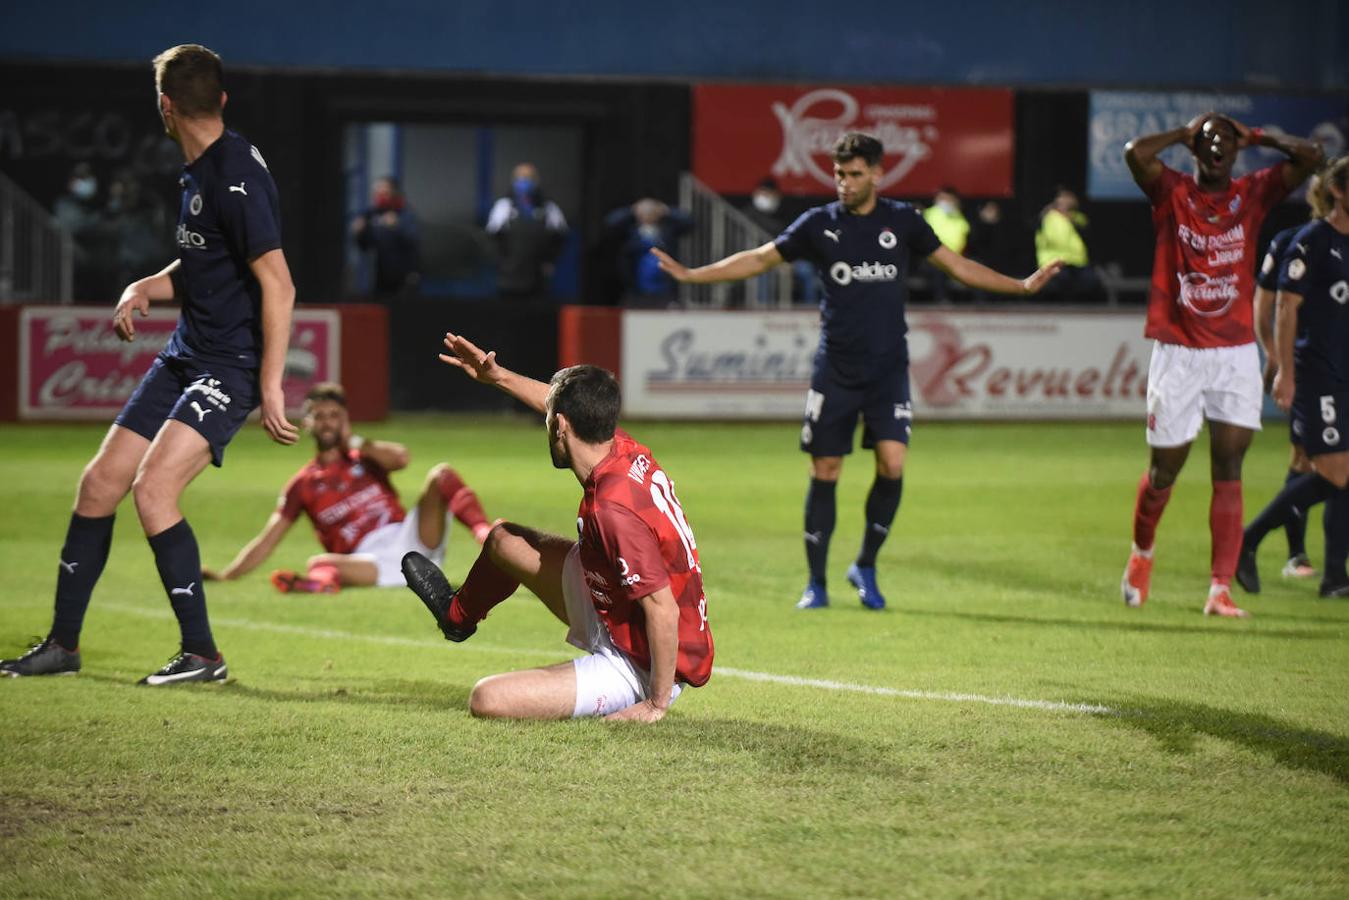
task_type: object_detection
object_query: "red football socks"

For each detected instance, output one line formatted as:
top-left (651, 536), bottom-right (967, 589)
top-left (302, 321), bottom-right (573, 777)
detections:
top-left (1210, 480), bottom-right (1243, 586)
top-left (437, 467), bottom-right (491, 538)
top-left (448, 547), bottom-right (520, 628)
top-left (1132, 472), bottom-right (1173, 552)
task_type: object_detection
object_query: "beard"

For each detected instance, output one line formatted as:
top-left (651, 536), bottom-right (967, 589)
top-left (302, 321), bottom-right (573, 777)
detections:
top-left (313, 428), bottom-right (342, 452)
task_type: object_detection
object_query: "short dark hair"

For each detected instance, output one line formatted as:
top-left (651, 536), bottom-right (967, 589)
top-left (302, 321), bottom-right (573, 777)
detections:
top-left (304, 382), bottom-right (347, 412)
top-left (832, 132), bottom-right (884, 167)
top-left (548, 365), bottom-right (620, 444)
top-left (153, 44), bottom-right (224, 118)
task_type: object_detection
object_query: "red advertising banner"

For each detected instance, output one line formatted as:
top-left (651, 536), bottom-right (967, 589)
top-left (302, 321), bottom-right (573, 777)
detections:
top-left (693, 84), bottom-right (1014, 198)
top-left (19, 306), bottom-right (341, 420)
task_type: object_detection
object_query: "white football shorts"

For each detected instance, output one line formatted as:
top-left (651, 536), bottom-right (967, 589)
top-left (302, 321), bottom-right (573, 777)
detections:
top-left (350, 508), bottom-right (445, 587)
top-left (1145, 341), bottom-right (1262, 448)
top-left (561, 543), bottom-right (682, 719)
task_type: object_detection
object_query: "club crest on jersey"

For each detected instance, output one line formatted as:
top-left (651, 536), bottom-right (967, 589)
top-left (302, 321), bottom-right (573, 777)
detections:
top-left (878, 229), bottom-right (897, 249)
top-left (1228, 195), bottom-right (1242, 215)
top-left (189, 193), bottom-right (203, 216)
top-left (1288, 259), bottom-right (1306, 281)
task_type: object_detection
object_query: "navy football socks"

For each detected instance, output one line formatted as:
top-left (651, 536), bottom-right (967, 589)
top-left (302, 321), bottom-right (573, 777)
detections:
top-left (1282, 468), bottom-right (1309, 559)
top-left (49, 512), bottom-right (116, 651)
top-left (1244, 473), bottom-right (1336, 552)
top-left (856, 476), bottom-right (903, 568)
top-left (804, 478), bottom-right (837, 584)
top-left (148, 518), bottom-right (217, 659)
top-left (1324, 489), bottom-right (1349, 585)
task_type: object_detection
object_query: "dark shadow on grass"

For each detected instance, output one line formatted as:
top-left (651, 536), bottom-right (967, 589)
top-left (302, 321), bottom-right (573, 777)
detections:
top-left (221, 678), bottom-right (471, 713)
top-left (1099, 696), bottom-right (1349, 786)
top-left (899, 606), bottom-right (1339, 640)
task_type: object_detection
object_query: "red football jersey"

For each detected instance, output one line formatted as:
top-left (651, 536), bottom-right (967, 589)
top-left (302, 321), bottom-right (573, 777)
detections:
top-left (576, 429), bottom-right (713, 687)
top-left (278, 450), bottom-right (406, 554)
top-left (1143, 163), bottom-right (1288, 348)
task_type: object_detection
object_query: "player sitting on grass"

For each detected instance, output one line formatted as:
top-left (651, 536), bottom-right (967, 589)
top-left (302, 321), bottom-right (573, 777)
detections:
top-left (203, 382), bottom-right (492, 593)
top-left (402, 333), bottom-right (713, 721)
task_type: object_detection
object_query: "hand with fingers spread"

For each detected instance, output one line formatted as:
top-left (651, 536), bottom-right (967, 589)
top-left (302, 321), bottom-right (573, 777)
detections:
top-left (650, 248), bottom-right (692, 283)
top-left (439, 332), bottom-right (505, 386)
top-left (1021, 259), bottom-right (1065, 295)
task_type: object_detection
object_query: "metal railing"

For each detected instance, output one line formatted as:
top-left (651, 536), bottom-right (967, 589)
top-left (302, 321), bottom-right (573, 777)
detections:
top-left (0, 171), bottom-right (73, 304)
top-left (677, 172), bottom-right (794, 309)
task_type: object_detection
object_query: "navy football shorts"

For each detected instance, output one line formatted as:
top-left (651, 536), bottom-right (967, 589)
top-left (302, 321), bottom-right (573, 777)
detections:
top-left (114, 353), bottom-right (260, 467)
top-left (1290, 386), bottom-right (1349, 458)
top-left (799, 363), bottom-right (912, 457)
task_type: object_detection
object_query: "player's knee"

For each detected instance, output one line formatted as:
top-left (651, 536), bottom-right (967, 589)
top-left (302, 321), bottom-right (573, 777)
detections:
top-left (130, 469), bottom-right (169, 518)
top-left (482, 521), bottom-right (514, 558)
top-left (78, 458), bottom-right (130, 510)
top-left (468, 678), bottom-right (509, 718)
top-left (427, 462), bottom-right (460, 489)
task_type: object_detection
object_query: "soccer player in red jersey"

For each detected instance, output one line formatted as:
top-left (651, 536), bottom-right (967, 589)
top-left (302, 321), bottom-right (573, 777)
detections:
top-left (203, 382), bottom-right (492, 593)
top-left (402, 333), bottom-right (712, 722)
top-left (1120, 113), bottom-right (1323, 616)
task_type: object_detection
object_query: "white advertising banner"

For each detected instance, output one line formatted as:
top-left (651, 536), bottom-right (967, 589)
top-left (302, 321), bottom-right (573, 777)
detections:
top-left (621, 309), bottom-right (1153, 420)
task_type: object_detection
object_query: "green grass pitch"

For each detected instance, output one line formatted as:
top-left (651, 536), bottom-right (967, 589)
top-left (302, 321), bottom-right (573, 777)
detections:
top-left (1, 416), bottom-right (1346, 898)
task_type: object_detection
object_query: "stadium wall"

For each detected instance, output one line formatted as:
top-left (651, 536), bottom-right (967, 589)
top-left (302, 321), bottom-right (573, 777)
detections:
top-left (0, 1), bottom-right (1345, 89)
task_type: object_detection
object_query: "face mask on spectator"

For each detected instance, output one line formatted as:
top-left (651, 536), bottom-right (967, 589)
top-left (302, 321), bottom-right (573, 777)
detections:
top-left (513, 177), bottom-right (536, 199)
top-left (937, 199), bottom-right (957, 215)
top-left (752, 192), bottom-right (780, 214)
top-left (71, 177), bottom-right (97, 200)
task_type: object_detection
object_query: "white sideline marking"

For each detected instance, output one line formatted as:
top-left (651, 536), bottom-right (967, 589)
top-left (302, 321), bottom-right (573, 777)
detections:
top-left (103, 604), bottom-right (1115, 715)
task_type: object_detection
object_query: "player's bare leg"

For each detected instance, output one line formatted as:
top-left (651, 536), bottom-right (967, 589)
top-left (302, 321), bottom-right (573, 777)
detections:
top-left (1204, 422), bottom-right (1254, 617)
top-left (132, 420), bottom-right (227, 678)
top-left (847, 441), bottom-right (907, 611)
top-left (416, 463), bottom-right (492, 549)
top-left (1123, 442), bottom-right (1192, 607)
top-left (271, 552), bottom-right (374, 594)
top-left (77, 424), bottom-right (152, 517)
top-left (469, 661), bottom-right (578, 720)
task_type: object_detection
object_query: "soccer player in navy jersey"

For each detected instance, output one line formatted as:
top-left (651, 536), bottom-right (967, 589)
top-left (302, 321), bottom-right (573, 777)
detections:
top-left (653, 132), bottom-right (1062, 611)
top-left (1, 45), bottom-right (297, 683)
top-left (1242, 157), bottom-right (1349, 597)
top-left (1236, 173), bottom-right (1333, 592)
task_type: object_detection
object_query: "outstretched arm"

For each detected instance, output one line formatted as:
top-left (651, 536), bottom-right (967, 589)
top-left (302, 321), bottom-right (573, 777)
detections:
top-left (439, 332), bottom-right (551, 414)
top-left (652, 242), bottom-right (783, 285)
top-left (203, 511), bottom-right (295, 581)
top-left (927, 245), bottom-right (1063, 296)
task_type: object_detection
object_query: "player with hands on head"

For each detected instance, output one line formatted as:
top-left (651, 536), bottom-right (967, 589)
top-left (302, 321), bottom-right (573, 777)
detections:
top-left (202, 382), bottom-right (494, 595)
top-left (402, 332), bottom-right (713, 723)
top-left (652, 131), bottom-right (1062, 613)
top-left (2, 44), bottom-right (297, 684)
top-left (1119, 111), bottom-right (1323, 617)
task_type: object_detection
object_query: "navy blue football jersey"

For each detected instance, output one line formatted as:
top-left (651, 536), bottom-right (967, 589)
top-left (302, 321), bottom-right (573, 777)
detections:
top-left (775, 199), bottom-right (941, 384)
top-left (168, 129), bottom-right (282, 369)
top-left (1257, 225), bottom-right (1301, 292)
top-left (1279, 220), bottom-right (1349, 388)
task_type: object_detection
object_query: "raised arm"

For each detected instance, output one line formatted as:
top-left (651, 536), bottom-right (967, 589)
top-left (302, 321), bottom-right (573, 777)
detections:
top-left (605, 585), bottom-right (679, 722)
top-left (652, 242), bottom-right (783, 285)
top-left (251, 248), bottom-right (300, 445)
top-left (1124, 117), bottom-right (1202, 188)
top-left (927, 245), bottom-right (1063, 296)
top-left (1247, 127), bottom-right (1325, 191)
top-left (350, 436), bottom-right (410, 472)
top-left (439, 332), bottom-right (551, 414)
top-left (203, 510), bottom-right (294, 581)
top-left (113, 259), bottom-right (182, 341)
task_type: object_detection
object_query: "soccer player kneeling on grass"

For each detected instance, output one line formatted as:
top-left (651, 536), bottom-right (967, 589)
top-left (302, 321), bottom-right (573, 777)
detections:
top-left (402, 334), bottom-right (713, 721)
top-left (202, 381), bottom-right (494, 594)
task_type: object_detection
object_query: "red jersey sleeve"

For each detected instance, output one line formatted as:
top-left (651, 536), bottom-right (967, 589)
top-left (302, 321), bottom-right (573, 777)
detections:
top-left (1142, 164), bottom-right (1183, 206)
top-left (592, 502), bottom-right (671, 603)
top-left (278, 470), bottom-right (306, 521)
